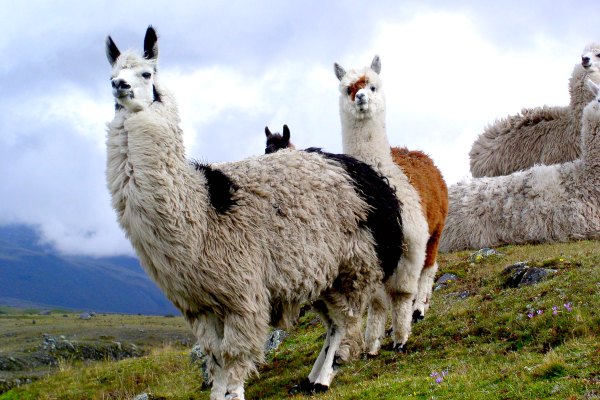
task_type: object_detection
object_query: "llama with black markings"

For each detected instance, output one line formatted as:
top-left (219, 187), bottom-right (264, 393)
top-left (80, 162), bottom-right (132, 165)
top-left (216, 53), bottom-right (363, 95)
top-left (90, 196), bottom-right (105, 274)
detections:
top-left (105, 27), bottom-right (403, 399)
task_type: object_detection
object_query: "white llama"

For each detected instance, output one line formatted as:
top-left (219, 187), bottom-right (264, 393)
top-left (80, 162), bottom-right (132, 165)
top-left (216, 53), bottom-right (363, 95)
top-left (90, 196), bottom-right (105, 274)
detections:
top-left (105, 27), bottom-right (404, 399)
top-left (440, 79), bottom-right (600, 252)
top-left (334, 56), bottom-right (448, 354)
top-left (470, 43), bottom-right (600, 177)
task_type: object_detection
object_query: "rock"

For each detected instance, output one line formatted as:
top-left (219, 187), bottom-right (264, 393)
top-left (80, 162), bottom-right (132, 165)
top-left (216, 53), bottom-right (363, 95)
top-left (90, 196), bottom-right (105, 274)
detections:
top-left (79, 312), bottom-right (92, 320)
top-left (502, 262), bottom-right (556, 288)
top-left (434, 273), bottom-right (458, 291)
top-left (264, 329), bottom-right (288, 354)
top-left (469, 248), bottom-right (504, 263)
top-left (132, 394), bottom-right (149, 400)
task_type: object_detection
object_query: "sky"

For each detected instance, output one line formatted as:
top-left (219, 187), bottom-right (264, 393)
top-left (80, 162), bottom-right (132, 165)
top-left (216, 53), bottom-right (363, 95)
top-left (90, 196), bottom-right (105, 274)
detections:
top-left (1, 0), bottom-right (598, 257)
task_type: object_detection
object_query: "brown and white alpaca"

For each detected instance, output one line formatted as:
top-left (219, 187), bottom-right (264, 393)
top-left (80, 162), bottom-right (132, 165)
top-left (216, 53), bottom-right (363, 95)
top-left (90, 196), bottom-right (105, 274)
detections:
top-left (105, 27), bottom-right (403, 399)
top-left (334, 56), bottom-right (448, 354)
top-left (265, 124), bottom-right (295, 154)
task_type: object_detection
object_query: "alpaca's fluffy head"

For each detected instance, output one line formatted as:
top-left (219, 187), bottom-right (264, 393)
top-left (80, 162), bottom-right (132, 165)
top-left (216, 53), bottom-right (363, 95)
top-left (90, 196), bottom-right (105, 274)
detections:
top-left (265, 125), bottom-right (294, 154)
top-left (106, 26), bottom-right (160, 113)
top-left (334, 56), bottom-right (385, 120)
top-left (581, 43), bottom-right (600, 71)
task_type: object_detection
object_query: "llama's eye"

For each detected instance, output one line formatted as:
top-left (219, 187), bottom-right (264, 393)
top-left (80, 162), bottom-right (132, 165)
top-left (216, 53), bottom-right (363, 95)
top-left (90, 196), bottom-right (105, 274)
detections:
top-left (142, 72), bottom-right (152, 79)
top-left (596, 53), bottom-right (600, 58)
top-left (370, 85), bottom-right (376, 92)
top-left (346, 87), bottom-right (352, 95)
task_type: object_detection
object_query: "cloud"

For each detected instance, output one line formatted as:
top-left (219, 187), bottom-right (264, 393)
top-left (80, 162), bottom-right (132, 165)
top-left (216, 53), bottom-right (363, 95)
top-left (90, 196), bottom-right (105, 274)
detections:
top-left (0, 2), bottom-right (597, 257)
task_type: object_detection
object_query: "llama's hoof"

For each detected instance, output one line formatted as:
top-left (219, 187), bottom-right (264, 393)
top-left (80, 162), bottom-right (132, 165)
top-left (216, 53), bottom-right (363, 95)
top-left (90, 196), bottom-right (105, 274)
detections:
top-left (412, 310), bottom-right (425, 323)
top-left (225, 393), bottom-right (240, 399)
top-left (393, 343), bottom-right (407, 353)
top-left (289, 379), bottom-right (329, 395)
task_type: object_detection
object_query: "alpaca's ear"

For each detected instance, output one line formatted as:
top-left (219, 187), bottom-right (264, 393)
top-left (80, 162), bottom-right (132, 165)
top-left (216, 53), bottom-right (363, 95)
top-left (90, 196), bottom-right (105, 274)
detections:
top-left (265, 126), bottom-right (272, 137)
top-left (144, 25), bottom-right (159, 61)
top-left (334, 62), bottom-right (346, 81)
top-left (283, 125), bottom-right (290, 141)
top-left (371, 55), bottom-right (381, 74)
top-left (586, 79), bottom-right (600, 96)
top-left (105, 36), bottom-right (120, 66)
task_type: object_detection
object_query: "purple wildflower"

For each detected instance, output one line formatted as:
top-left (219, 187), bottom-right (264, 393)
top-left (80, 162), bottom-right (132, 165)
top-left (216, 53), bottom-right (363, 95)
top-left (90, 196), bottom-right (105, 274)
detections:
top-left (552, 306), bottom-right (558, 315)
top-left (536, 309), bottom-right (543, 316)
top-left (430, 372), bottom-right (439, 378)
top-left (564, 302), bottom-right (573, 312)
top-left (436, 376), bottom-right (443, 384)
top-left (527, 313), bottom-right (534, 319)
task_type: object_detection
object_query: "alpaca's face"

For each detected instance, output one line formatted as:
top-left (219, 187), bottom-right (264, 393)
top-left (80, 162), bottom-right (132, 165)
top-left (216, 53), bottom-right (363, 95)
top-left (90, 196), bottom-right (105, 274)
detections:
top-left (338, 69), bottom-right (385, 119)
top-left (110, 54), bottom-right (158, 112)
top-left (581, 43), bottom-right (600, 71)
top-left (106, 27), bottom-right (159, 113)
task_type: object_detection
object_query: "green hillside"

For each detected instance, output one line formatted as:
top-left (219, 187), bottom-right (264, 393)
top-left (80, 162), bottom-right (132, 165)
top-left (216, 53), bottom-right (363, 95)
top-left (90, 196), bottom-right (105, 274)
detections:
top-left (1, 240), bottom-right (599, 399)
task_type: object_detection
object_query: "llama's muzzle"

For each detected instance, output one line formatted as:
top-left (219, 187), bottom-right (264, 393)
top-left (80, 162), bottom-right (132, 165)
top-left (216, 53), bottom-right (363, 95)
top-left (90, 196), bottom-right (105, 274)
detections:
top-left (112, 79), bottom-right (132, 98)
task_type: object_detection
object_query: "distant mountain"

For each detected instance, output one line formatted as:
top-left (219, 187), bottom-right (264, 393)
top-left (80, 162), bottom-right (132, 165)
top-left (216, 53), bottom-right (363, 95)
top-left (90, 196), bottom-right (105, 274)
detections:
top-left (0, 224), bottom-right (179, 315)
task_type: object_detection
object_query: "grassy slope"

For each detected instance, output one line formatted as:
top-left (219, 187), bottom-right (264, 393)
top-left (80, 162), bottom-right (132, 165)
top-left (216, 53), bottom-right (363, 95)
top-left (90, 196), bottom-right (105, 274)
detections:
top-left (1, 240), bottom-right (599, 400)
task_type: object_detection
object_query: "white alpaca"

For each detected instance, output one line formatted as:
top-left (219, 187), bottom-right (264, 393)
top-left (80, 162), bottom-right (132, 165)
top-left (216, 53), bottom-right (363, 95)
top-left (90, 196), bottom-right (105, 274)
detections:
top-left (470, 43), bottom-right (600, 177)
top-left (334, 56), bottom-right (443, 354)
top-left (440, 79), bottom-right (600, 252)
top-left (105, 27), bottom-right (404, 399)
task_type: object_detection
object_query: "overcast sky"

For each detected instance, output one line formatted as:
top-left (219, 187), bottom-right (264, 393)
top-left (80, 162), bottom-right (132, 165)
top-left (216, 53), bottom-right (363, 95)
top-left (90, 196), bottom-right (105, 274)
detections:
top-left (1, 0), bottom-right (598, 257)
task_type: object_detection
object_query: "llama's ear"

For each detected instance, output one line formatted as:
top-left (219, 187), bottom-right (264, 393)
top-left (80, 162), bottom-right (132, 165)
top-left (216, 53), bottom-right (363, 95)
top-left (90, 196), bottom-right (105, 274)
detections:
top-left (334, 62), bottom-right (346, 81)
top-left (105, 36), bottom-right (120, 66)
top-left (144, 25), bottom-right (159, 61)
top-left (586, 78), bottom-right (600, 96)
top-left (371, 55), bottom-right (381, 74)
top-left (265, 126), bottom-right (272, 137)
top-left (283, 125), bottom-right (290, 141)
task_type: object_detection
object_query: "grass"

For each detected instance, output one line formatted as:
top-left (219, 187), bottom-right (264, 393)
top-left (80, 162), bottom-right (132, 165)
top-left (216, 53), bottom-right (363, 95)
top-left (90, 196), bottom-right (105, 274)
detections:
top-left (1, 240), bottom-right (599, 399)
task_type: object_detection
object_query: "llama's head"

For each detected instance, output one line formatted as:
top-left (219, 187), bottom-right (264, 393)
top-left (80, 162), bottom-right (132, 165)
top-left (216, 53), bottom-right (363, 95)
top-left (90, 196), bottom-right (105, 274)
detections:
top-left (265, 125), bottom-right (294, 154)
top-left (334, 55), bottom-right (385, 120)
top-left (106, 26), bottom-right (160, 113)
top-left (581, 43), bottom-right (600, 71)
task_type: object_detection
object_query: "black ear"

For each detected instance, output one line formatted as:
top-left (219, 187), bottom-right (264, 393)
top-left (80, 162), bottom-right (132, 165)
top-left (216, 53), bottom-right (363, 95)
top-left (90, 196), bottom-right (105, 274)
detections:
top-left (265, 126), bottom-right (272, 137)
top-left (282, 125), bottom-right (290, 141)
top-left (334, 62), bottom-right (346, 81)
top-left (144, 25), bottom-right (158, 60)
top-left (105, 36), bottom-right (120, 66)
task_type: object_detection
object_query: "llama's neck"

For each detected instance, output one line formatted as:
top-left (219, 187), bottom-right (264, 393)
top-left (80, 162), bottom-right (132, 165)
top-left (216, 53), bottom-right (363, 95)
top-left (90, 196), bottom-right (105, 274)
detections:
top-left (570, 66), bottom-right (600, 115)
top-left (340, 110), bottom-right (393, 170)
top-left (581, 101), bottom-right (600, 173)
top-left (106, 90), bottom-right (210, 256)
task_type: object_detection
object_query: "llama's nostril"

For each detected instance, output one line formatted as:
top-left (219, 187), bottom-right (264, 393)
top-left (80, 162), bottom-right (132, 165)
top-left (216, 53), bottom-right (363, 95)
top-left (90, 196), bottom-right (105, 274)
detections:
top-left (112, 79), bottom-right (131, 90)
top-left (583, 56), bottom-right (591, 64)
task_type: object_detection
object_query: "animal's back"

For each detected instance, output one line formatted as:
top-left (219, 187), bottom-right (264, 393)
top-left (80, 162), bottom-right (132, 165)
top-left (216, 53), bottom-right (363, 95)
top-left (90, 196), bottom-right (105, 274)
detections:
top-left (391, 147), bottom-right (448, 236)
top-left (469, 106), bottom-right (573, 177)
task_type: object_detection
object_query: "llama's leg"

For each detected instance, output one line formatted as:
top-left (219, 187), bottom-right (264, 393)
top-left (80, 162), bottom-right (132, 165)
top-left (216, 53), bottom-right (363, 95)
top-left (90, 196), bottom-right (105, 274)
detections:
top-left (389, 292), bottom-right (414, 352)
top-left (308, 301), bottom-right (332, 383)
top-left (413, 262), bottom-right (438, 322)
top-left (388, 254), bottom-right (422, 352)
top-left (312, 323), bottom-right (345, 389)
top-left (193, 313), bottom-right (227, 400)
top-left (220, 311), bottom-right (270, 400)
top-left (364, 285), bottom-right (388, 356)
top-left (413, 231), bottom-right (443, 321)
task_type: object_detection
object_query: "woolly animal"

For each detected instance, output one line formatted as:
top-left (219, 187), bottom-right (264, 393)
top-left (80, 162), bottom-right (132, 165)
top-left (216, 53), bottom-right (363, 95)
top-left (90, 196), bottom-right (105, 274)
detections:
top-left (334, 56), bottom-right (448, 355)
top-left (105, 27), bottom-right (403, 399)
top-left (264, 124), bottom-right (295, 154)
top-left (469, 43), bottom-right (600, 177)
top-left (439, 79), bottom-right (600, 252)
